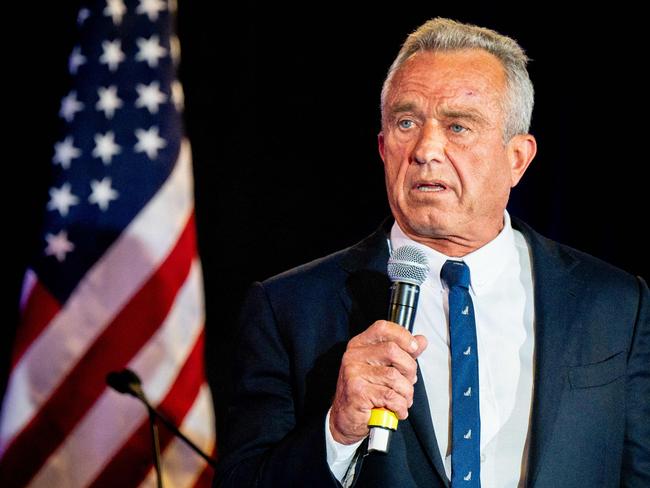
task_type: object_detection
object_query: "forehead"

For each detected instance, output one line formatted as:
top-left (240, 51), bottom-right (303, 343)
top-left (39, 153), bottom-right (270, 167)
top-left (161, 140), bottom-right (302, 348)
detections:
top-left (385, 49), bottom-right (507, 111)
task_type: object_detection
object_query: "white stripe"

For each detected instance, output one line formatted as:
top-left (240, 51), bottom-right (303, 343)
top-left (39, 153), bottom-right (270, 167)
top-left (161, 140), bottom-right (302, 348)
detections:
top-left (139, 385), bottom-right (215, 488)
top-left (26, 261), bottom-right (205, 488)
top-left (20, 269), bottom-right (37, 310)
top-left (0, 140), bottom-right (194, 454)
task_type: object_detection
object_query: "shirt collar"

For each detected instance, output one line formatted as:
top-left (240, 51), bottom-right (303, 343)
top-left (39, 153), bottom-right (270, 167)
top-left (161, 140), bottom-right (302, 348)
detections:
top-left (389, 211), bottom-right (517, 294)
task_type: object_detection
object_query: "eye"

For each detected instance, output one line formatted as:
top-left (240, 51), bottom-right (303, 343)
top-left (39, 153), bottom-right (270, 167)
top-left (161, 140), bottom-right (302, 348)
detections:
top-left (398, 119), bottom-right (415, 130)
top-left (450, 123), bottom-right (468, 134)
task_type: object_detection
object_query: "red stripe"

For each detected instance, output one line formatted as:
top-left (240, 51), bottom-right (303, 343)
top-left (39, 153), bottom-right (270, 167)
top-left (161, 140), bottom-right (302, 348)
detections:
top-left (12, 280), bottom-right (61, 368)
top-left (192, 444), bottom-right (217, 488)
top-left (192, 463), bottom-right (215, 488)
top-left (88, 331), bottom-right (207, 488)
top-left (0, 213), bottom-right (198, 488)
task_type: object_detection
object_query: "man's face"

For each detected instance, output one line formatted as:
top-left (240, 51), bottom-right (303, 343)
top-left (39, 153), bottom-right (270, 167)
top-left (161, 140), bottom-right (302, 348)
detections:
top-left (379, 49), bottom-right (534, 252)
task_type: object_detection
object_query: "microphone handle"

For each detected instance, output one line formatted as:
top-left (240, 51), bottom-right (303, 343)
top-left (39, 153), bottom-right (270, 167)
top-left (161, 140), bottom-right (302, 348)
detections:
top-left (387, 282), bottom-right (420, 332)
top-left (367, 282), bottom-right (420, 453)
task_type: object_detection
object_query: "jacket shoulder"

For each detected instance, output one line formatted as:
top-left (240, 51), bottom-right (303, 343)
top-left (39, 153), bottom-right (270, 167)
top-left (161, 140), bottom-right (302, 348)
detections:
top-left (262, 244), bottom-right (353, 298)
top-left (513, 215), bottom-right (641, 295)
top-left (261, 225), bottom-right (389, 298)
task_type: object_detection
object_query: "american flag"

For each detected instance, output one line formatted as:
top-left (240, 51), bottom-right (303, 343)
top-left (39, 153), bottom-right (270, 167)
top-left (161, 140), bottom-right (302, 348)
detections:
top-left (0, 1), bottom-right (215, 486)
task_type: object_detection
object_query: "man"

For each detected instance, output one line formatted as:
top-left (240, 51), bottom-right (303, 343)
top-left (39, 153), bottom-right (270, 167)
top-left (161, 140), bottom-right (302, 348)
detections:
top-left (214, 18), bottom-right (649, 487)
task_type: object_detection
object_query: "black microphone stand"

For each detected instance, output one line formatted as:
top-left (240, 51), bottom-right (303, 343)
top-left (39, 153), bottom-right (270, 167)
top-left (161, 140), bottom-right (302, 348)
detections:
top-left (148, 406), bottom-right (164, 488)
top-left (106, 369), bottom-right (216, 488)
top-left (145, 399), bottom-right (216, 467)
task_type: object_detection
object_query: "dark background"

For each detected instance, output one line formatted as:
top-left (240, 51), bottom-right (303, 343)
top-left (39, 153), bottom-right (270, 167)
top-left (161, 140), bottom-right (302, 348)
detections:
top-left (8, 2), bottom-right (648, 449)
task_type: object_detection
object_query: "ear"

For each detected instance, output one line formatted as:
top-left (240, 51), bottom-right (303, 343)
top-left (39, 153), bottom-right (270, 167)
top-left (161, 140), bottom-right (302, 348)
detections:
top-left (378, 131), bottom-right (386, 163)
top-left (507, 134), bottom-right (537, 187)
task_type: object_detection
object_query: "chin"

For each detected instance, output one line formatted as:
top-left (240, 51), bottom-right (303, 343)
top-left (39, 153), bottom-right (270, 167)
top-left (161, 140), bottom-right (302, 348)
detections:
top-left (400, 211), bottom-right (451, 239)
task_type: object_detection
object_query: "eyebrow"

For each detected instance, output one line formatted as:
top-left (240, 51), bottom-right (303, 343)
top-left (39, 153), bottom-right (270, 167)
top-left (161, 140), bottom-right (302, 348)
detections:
top-left (439, 108), bottom-right (489, 126)
top-left (388, 102), bottom-right (418, 117)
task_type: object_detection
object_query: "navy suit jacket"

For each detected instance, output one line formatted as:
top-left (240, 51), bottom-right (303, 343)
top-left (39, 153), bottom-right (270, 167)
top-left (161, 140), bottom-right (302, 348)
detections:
top-left (215, 217), bottom-right (649, 487)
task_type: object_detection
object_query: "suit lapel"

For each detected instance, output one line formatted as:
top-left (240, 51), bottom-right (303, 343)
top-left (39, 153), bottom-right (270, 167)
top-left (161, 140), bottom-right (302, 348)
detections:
top-left (410, 370), bottom-right (451, 487)
top-left (340, 220), bottom-right (450, 487)
top-left (512, 218), bottom-right (582, 486)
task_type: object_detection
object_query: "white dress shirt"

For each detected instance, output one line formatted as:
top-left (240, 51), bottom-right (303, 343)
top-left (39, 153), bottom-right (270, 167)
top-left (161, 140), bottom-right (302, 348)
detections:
top-left (326, 212), bottom-right (535, 487)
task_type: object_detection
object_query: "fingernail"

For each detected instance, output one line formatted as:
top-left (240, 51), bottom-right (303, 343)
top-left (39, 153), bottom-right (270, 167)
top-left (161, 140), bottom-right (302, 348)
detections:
top-left (410, 340), bottom-right (418, 351)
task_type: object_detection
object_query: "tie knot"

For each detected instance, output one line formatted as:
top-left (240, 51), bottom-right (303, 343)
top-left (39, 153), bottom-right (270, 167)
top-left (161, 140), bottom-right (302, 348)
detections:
top-left (441, 260), bottom-right (470, 289)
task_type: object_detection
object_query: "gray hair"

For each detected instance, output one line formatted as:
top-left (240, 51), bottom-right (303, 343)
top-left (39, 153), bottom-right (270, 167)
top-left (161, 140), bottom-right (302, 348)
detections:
top-left (381, 18), bottom-right (534, 141)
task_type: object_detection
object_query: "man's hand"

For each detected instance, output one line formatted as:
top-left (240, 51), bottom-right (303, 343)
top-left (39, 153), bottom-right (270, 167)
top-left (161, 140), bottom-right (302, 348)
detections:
top-left (329, 320), bottom-right (428, 445)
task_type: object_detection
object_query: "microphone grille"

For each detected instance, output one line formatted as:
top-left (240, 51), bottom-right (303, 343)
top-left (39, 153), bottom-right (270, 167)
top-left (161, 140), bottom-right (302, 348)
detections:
top-left (387, 245), bottom-right (429, 285)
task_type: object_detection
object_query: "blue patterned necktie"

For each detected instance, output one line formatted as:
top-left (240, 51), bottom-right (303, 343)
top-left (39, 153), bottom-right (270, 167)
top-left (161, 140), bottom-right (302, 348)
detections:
top-left (441, 260), bottom-right (481, 487)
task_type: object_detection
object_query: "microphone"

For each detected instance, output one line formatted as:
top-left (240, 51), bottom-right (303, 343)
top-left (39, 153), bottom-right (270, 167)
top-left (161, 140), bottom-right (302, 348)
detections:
top-left (367, 245), bottom-right (429, 453)
top-left (106, 369), bottom-right (146, 399)
top-left (106, 369), bottom-right (217, 473)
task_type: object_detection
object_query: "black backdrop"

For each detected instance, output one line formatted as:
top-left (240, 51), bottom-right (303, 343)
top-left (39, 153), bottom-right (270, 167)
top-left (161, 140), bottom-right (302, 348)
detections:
top-left (8, 2), bottom-right (649, 450)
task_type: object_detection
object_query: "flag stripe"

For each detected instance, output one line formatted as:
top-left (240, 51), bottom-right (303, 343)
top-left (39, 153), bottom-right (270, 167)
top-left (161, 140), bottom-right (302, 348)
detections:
top-left (192, 461), bottom-right (216, 488)
top-left (10, 280), bottom-right (61, 368)
top-left (25, 260), bottom-right (205, 488)
top-left (138, 385), bottom-right (215, 488)
top-left (0, 212), bottom-right (197, 487)
top-left (1, 141), bottom-right (194, 451)
top-left (89, 332), bottom-right (208, 488)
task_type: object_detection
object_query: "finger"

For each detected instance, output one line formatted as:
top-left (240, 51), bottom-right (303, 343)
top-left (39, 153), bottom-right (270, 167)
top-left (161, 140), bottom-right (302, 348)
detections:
top-left (344, 340), bottom-right (418, 382)
top-left (368, 365), bottom-right (414, 405)
top-left (350, 320), bottom-right (419, 356)
top-left (362, 384), bottom-right (410, 419)
top-left (375, 340), bottom-right (419, 382)
top-left (413, 334), bottom-right (428, 355)
top-left (340, 358), bottom-right (416, 408)
top-left (342, 371), bottom-right (411, 414)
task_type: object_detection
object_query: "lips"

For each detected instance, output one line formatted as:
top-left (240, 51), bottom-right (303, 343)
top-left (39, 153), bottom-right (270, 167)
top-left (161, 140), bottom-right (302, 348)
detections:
top-left (413, 180), bottom-right (448, 192)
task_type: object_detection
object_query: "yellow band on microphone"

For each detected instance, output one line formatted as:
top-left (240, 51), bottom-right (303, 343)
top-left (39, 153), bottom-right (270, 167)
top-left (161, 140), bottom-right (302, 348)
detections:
top-left (368, 408), bottom-right (399, 431)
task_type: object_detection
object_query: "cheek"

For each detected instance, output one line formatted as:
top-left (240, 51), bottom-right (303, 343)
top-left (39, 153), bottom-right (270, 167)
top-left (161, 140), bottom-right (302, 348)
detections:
top-left (446, 145), bottom-right (481, 182)
top-left (463, 140), bottom-right (509, 177)
top-left (385, 164), bottom-right (407, 202)
top-left (383, 137), bottom-right (410, 186)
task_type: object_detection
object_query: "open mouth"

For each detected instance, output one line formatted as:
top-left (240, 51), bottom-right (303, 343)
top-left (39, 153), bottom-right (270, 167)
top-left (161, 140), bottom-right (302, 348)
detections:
top-left (414, 182), bottom-right (447, 192)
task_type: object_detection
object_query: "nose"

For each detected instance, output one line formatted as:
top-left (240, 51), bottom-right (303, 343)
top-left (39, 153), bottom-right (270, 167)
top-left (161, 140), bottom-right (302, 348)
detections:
top-left (412, 121), bottom-right (446, 165)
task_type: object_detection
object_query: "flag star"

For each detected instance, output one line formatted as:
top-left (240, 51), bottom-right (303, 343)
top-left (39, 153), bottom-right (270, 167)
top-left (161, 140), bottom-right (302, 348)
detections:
top-left (59, 91), bottom-right (84, 122)
top-left (47, 183), bottom-right (80, 217)
top-left (69, 46), bottom-right (86, 75)
top-left (96, 85), bottom-right (123, 119)
top-left (45, 230), bottom-right (75, 262)
top-left (92, 131), bottom-right (122, 164)
top-left (135, 36), bottom-right (167, 68)
top-left (134, 126), bottom-right (167, 160)
top-left (136, 0), bottom-right (166, 21)
top-left (77, 7), bottom-right (91, 26)
top-left (89, 177), bottom-right (119, 211)
top-left (135, 81), bottom-right (167, 114)
top-left (171, 80), bottom-right (184, 111)
top-left (100, 39), bottom-right (126, 72)
top-left (53, 136), bottom-right (81, 169)
top-left (104, 0), bottom-right (127, 25)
